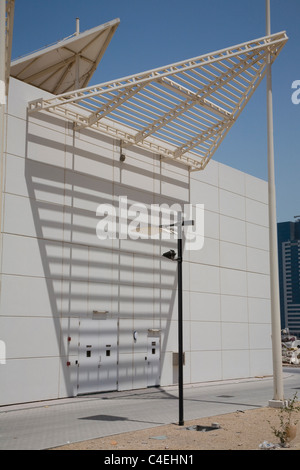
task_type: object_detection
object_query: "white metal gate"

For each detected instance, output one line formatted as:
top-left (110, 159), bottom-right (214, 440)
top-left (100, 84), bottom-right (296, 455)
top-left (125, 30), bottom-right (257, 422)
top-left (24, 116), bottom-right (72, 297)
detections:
top-left (147, 336), bottom-right (160, 387)
top-left (77, 318), bottom-right (118, 394)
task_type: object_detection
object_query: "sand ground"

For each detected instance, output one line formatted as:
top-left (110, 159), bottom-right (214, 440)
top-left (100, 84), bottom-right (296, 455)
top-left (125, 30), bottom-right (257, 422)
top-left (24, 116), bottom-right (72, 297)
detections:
top-left (52, 405), bottom-right (300, 451)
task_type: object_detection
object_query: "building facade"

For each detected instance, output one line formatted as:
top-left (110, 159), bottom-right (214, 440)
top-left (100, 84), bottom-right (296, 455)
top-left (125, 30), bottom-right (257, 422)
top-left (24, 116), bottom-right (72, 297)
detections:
top-left (0, 77), bottom-right (273, 406)
top-left (278, 220), bottom-right (300, 336)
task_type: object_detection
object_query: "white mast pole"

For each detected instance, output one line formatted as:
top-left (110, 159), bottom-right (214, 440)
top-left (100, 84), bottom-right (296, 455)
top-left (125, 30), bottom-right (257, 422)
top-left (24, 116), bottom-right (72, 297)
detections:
top-left (266, 0), bottom-right (284, 406)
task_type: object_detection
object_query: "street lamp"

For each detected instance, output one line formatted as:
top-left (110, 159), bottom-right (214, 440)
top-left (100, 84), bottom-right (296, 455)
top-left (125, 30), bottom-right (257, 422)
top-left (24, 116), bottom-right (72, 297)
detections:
top-left (162, 212), bottom-right (194, 426)
top-left (137, 212), bottom-right (193, 426)
top-left (162, 249), bottom-right (176, 260)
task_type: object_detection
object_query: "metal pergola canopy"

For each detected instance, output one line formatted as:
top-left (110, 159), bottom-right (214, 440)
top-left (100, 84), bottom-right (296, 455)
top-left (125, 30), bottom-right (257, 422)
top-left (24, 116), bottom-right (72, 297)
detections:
top-left (28, 31), bottom-right (288, 171)
top-left (10, 18), bottom-right (120, 94)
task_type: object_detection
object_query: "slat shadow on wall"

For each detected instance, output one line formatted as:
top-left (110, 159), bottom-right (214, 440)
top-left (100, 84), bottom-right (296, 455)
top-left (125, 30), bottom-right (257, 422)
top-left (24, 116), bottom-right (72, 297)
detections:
top-left (24, 111), bottom-right (190, 396)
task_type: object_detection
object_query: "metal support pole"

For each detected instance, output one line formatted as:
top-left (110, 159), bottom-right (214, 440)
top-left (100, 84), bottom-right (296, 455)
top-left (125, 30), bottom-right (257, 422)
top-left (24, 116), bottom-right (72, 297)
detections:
top-left (177, 212), bottom-right (184, 425)
top-left (75, 18), bottom-right (80, 89)
top-left (266, 0), bottom-right (284, 405)
top-left (76, 17), bottom-right (80, 36)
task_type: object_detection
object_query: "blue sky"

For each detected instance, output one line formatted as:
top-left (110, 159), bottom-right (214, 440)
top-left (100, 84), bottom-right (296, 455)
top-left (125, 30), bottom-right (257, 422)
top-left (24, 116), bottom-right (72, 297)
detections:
top-left (11, 0), bottom-right (300, 223)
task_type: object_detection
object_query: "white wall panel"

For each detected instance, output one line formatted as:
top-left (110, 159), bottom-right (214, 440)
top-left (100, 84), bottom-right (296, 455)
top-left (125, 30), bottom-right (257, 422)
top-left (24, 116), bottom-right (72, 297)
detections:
top-left (87, 282), bottom-right (113, 315)
top-left (88, 247), bottom-right (118, 283)
top-left (221, 323), bottom-right (249, 350)
top-left (0, 317), bottom-right (61, 358)
top-left (27, 121), bottom-right (66, 168)
top-left (220, 215), bottom-right (246, 246)
top-left (5, 154), bottom-right (66, 205)
top-left (247, 273), bottom-right (270, 299)
top-left (219, 189), bottom-right (245, 220)
top-left (220, 241), bottom-right (246, 271)
top-left (189, 263), bottom-right (220, 294)
top-left (62, 244), bottom-right (89, 282)
top-left (162, 320), bottom-right (179, 352)
top-left (59, 361), bottom-right (79, 398)
top-left (159, 172), bottom-right (189, 201)
top-left (64, 209), bottom-right (114, 248)
top-left (4, 193), bottom-right (64, 241)
top-left (190, 159), bottom-right (219, 187)
top-left (219, 163), bottom-right (245, 196)
top-left (160, 352), bottom-right (173, 386)
top-left (246, 222), bottom-right (269, 250)
top-left (71, 138), bottom-right (114, 181)
top-left (60, 317), bottom-right (80, 357)
top-left (249, 323), bottom-right (272, 349)
top-left (191, 351), bottom-right (222, 382)
top-left (221, 295), bottom-right (248, 323)
top-left (183, 351), bottom-right (191, 384)
top-left (133, 352), bottom-right (148, 389)
top-left (29, 110), bottom-right (67, 135)
top-left (190, 179), bottom-right (219, 212)
top-left (78, 127), bottom-right (116, 152)
top-left (246, 198), bottom-right (268, 227)
top-left (245, 174), bottom-right (268, 204)
top-left (118, 318), bottom-right (134, 390)
top-left (132, 319), bottom-right (149, 354)
top-left (222, 350), bottom-right (250, 379)
top-left (191, 321), bottom-right (221, 351)
top-left (0, 358), bottom-right (60, 405)
top-left (248, 297), bottom-right (271, 324)
top-left (159, 258), bottom-right (177, 287)
top-left (64, 170), bottom-right (113, 211)
top-left (118, 155), bottom-right (155, 193)
top-left (187, 236), bottom-right (219, 266)
top-left (112, 284), bottom-right (134, 316)
top-left (250, 349), bottom-right (273, 377)
top-left (220, 268), bottom-right (247, 297)
top-left (202, 209), bottom-right (219, 240)
top-left (0, 274), bottom-right (61, 317)
top-left (247, 247), bottom-right (270, 274)
top-left (133, 254), bottom-right (156, 286)
top-left (2, 234), bottom-right (63, 278)
top-left (154, 288), bottom-right (177, 321)
top-left (61, 280), bottom-right (88, 317)
top-left (190, 292), bottom-right (220, 322)
top-left (8, 78), bottom-right (53, 119)
top-left (6, 115), bottom-right (27, 158)
top-left (133, 285), bottom-right (155, 317)
top-left (117, 354), bottom-right (133, 391)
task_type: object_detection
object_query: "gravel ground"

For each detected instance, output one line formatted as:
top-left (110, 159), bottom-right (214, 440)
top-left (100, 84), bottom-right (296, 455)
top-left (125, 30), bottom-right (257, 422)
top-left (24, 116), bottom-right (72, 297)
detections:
top-left (52, 405), bottom-right (300, 451)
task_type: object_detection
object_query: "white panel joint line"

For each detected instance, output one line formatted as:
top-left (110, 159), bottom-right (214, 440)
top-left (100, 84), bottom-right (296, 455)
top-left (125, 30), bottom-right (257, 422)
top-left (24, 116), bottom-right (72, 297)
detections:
top-left (28, 31), bottom-right (288, 171)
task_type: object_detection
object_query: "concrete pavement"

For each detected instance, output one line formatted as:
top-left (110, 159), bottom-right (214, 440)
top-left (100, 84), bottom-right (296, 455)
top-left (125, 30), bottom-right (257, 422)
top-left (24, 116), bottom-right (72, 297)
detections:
top-left (1, 370), bottom-right (299, 450)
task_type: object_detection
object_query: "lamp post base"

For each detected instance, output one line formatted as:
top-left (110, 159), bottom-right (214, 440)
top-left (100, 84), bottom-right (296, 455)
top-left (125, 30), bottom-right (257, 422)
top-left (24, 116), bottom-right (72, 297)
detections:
top-left (269, 399), bottom-right (288, 408)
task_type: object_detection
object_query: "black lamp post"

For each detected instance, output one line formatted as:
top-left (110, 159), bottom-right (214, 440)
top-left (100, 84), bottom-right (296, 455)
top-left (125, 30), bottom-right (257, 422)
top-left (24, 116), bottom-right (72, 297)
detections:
top-left (163, 213), bottom-right (193, 426)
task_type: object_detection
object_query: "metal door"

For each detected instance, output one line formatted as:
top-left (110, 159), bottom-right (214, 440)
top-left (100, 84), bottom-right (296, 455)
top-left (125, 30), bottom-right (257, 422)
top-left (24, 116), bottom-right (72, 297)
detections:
top-left (147, 336), bottom-right (160, 387)
top-left (77, 318), bottom-right (118, 394)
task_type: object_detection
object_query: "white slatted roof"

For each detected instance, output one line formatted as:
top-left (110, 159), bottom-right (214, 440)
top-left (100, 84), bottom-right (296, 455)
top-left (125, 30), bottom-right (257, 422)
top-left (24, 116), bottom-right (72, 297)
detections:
top-left (28, 31), bottom-right (288, 171)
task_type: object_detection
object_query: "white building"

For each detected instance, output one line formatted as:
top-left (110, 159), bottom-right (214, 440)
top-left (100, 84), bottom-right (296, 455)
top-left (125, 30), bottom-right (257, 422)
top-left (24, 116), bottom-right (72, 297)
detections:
top-left (0, 18), bottom-right (287, 406)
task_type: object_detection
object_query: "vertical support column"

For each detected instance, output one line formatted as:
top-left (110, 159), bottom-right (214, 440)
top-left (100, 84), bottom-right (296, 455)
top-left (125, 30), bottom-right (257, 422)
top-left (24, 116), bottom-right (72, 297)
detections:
top-left (75, 18), bottom-right (80, 90)
top-left (266, 0), bottom-right (284, 405)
